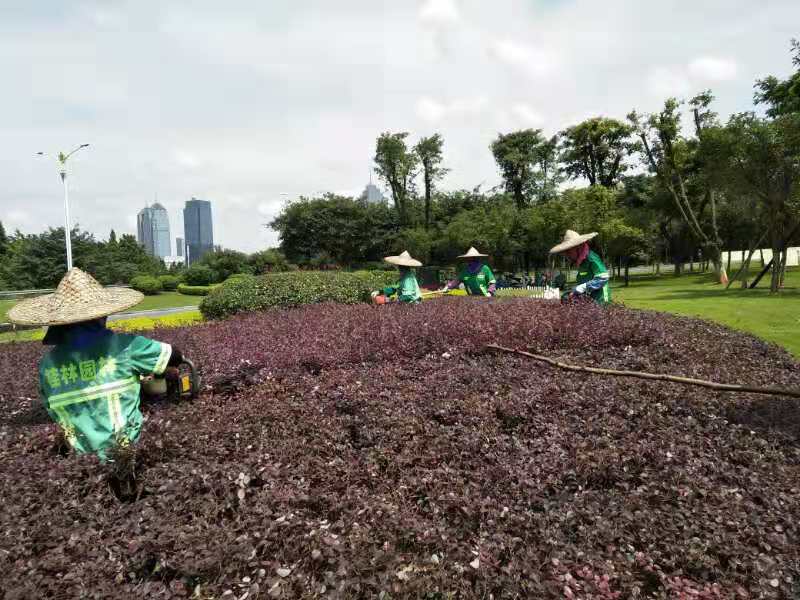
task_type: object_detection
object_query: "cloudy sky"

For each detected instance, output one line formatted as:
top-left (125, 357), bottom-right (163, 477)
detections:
top-left (1, 0), bottom-right (797, 253)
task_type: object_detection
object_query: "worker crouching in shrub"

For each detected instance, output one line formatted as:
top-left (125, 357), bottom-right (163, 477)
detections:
top-left (550, 229), bottom-right (611, 305)
top-left (8, 268), bottom-right (185, 461)
top-left (442, 247), bottom-right (497, 297)
top-left (372, 250), bottom-right (423, 304)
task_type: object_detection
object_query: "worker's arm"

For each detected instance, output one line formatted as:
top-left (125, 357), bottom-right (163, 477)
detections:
top-left (124, 335), bottom-right (175, 376)
top-left (483, 265), bottom-right (497, 296)
top-left (572, 270), bottom-right (609, 297)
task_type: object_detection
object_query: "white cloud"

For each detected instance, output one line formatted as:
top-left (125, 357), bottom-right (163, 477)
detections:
top-left (419, 0), bottom-right (461, 25)
top-left (688, 56), bottom-right (738, 81)
top-left (511, 103), bottom-right (544, 126)
top-left (488, 39), bottom-right (558, 77)
top-left (646, 66), bottom-right (691, 98)
top-left (416, 96), bottom-right (487, 122)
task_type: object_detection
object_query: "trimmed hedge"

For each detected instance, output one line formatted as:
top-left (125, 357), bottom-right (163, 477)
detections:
top-left (200, 270), bottom-right (397, 319)
top-left (158, 275), bottom-right (181, 291)
top-left (129, 275), bottom-right (163, 295)
top-left (177, 284), bottom-right (215, 296)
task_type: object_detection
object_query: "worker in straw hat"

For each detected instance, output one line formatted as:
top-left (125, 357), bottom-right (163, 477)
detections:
top-left (372, 250), bottom-right (423, 304)
top-left (441, 247), bottom-right (497, 297)
top-left (8, 268), bottom-right (186, 460)
top-left (549, 230), bottom-right (611, 305)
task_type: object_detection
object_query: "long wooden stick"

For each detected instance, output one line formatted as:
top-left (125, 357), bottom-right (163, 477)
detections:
top-left (485, 344), bottom-right (800, 399)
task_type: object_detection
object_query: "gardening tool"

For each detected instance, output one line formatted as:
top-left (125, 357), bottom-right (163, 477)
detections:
top-left (141, 358), bottom-right (201, 402)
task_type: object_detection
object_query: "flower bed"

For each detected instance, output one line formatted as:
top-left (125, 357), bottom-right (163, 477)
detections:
top-left (1, 299), bottom-right (799, 598)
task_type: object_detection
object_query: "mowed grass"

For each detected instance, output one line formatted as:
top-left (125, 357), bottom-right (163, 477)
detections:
top-left (614, 266), bottom-right (800, 358)
top-left (0, 310), bottom-right (203, 344)
top-left (0, 291), bottom-right (201, 321)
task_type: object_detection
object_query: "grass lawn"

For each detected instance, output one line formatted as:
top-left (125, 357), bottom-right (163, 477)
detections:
top-left (0, 291), bottom-right (201, 321)
top-left (0, 310), bottom-right (202, 344)
top-left (614, 266), bottom-right (800, 358)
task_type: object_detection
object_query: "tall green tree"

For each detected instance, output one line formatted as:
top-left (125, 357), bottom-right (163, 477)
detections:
top-left (628, 93), bottom-right (729, 283)
top-left (559, 117), bottom-right (636, 188)
top-left (755, 39), bottom-right (800, 117)
top-left (0, 220), bottom-right (7, 255)
top-left (709, 112), bottom-right (800, 292)
top-left (108, 229), bottom-right (117, 244)
top-left (491, 129), bottom-right (560, 209)
top-left (374, 132), bottom-right (418, 226)
top-left (414, 133), bottom-right (448, 230)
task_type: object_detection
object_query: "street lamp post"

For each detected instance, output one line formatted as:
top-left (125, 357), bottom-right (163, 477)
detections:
top-left (37, 144), bottom-right (90, 271)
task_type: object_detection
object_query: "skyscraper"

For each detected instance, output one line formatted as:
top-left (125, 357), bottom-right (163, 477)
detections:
top-left (136, 203), bottom-right (171, 259)
top-left (183, 198), bottom-right (214, 266)
top-left (176, 237), bottom-right (184, 257)
top-left (136, 207), bottom-right (154, 254)
top-left (359, 169), bottom-right (386, 205)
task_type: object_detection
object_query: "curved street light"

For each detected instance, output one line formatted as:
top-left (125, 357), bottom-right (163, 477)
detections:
top-left (37, 144), bottom-right (90, 270)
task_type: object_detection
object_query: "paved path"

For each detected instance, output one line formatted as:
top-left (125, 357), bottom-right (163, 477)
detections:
top-left (108, 306), bottom-right (198, 321)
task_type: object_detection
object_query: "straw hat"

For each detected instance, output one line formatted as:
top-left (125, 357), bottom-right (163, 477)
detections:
top-left (384, 250), bottom-right (422, 267)
top-left (457, 247), bottom-right (488, 259)
top-left (8, 268), bottom-right (144, 326)
top-left (549, 230), bottom-right (598, 254)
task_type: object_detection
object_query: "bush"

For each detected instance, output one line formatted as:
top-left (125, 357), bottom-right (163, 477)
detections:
top-left (183, 264), bottom-right (214, 286)
top-left (177, 284), bottom-right (214, 296)
top-left (158, 275), bottom-right (180, 291)
top-left (200, 270), bottom-right (397, 319)
top-left (129, 275), bottom-right (162, 295)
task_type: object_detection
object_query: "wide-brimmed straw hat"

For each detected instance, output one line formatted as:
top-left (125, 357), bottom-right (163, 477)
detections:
top-left (8, 268), bottom-right (144, 327)
top-left (457, 247), bottom-right (488, 259)
top-left (384, 250), bottom-right (422, 267)
top-left (549, 230), bottom-right (598, 254)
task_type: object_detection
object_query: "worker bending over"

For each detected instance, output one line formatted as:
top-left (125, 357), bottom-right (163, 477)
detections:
top-left (373, 250), bottom-right (423, 304)
top-left (549, 230), bottom-right (611, 305)
top-left (442, 247), bottom-right (497, 297)
top-left (8, 268), bottom-right (185, 460)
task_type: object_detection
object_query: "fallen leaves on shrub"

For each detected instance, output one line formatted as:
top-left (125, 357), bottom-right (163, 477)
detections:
top-left (0, 299), bottom-right (799, 598)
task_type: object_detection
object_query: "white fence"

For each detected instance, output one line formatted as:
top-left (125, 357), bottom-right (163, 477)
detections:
top-left (721, 247), bottom-right (800, 267)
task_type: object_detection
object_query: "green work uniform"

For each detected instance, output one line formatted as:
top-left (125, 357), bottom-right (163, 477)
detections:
top-left (39, 331), bottom-right (172, 459)
top-left (459, 264), bottom-right (496, 296)
top-left (383, 269), bottom-right (422, 303)
top-left (574, 250), bottom-right (611, 304)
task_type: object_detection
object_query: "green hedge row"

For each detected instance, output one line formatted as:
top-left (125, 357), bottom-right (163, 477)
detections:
top-left (130, 275), bottom-right (163, 295)
top-left (177, 284), bottom-right (216, 296)
top-left (200, 270), bottom-right (397, 319)
top-left (158, 275), bottom-right (181, 291)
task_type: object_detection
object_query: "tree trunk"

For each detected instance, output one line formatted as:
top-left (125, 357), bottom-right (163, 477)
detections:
top-left (759, 248), bottom-right (764, 267)
top-left (424, 171), bottom-right (432, 230)
top-left (779, 248), bottom-right (788, 288)
top-left (728, 231), bottom-right (768, 289)
top-left (624, 258), bottom-right (630, 287)
top-left (656, 261), bottom-right (660, 275)
top-left (674, 261), bottom-right (682, 276)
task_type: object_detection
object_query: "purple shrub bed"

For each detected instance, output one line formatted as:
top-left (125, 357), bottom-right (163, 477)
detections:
top-left (1, 299), bottom-right (799, 598)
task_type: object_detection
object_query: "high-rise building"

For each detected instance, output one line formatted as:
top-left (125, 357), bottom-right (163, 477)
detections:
top-left (176, 237), bottom-right (184, 257)
top-left (136, 203), bottom-right (171, 259)
top-left (136, 207), bottom-right (154, 255)
top-left (183, 198), bottom-right (214, 266)
top-left (359, 170), bottom-right (386, 205)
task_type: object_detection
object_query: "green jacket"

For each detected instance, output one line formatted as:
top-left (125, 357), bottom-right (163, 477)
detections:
top-left (458, 264), bottom-right (496, 296)
top-left (39, 327), bottom-right (171, 459)
top-left (574, 250), bottom-right (611, 304)
top-left (383, 269), bottom-right (422, 303)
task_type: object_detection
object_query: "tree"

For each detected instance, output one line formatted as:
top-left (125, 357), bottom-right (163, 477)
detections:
top-left (374, 132), bottom-right (418, 226)
top-left (0, 220), bottom-right (7, 255)
top-left (270, 194), bottom-right (398, 266)
top-left (199, 248), bottom-right (251, 282)
top-left (628, 93), bottom-right (729, 283)
top-left (491, 129), bottom-right (560, 209)
top-left (414, 134), bottom-right (448, 230)
top-left (559, 117), bottom-right (636, 188)
top-left (108, 229), bottom-right (117, 244)
top-left (248, 249), bottom-right (292, 274)
top-left (755, 39), bottom-right (800, 117)
top-left (710, 112), bottom-right (800, 292)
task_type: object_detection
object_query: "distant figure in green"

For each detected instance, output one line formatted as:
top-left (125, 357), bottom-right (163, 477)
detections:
top-left (442, 247), bottom-right (497, 297)
top-left (550, 230), bottom-right (611, 304)
top-left (373, 250), bottom-right (423, 304)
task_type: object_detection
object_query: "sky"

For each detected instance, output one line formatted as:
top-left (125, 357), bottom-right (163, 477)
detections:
top-left (1, 0), bottom-right (798, 253)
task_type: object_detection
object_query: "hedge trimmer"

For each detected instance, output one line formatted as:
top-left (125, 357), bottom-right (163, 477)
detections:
top-left (141, 358), bottom-right (201, 402)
